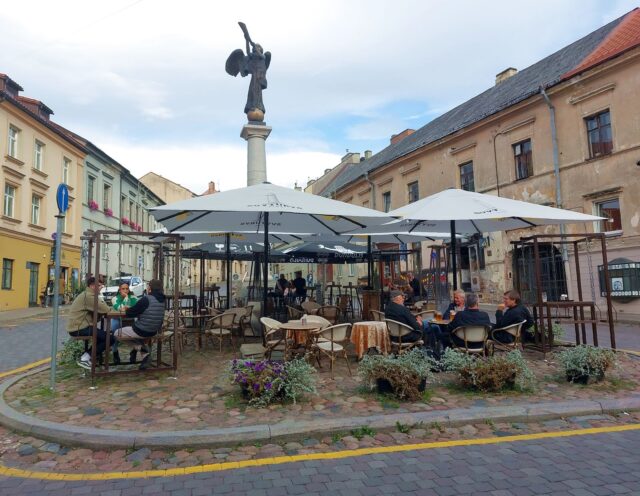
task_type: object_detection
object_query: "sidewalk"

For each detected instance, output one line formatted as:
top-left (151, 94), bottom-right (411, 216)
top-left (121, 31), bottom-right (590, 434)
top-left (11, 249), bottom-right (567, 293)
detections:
top-left (0, 306), bottom-right (69, 326)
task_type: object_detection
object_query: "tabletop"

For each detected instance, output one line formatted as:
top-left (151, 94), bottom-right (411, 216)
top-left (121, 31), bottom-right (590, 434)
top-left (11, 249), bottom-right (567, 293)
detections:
top-left (280, 321), bottom-right (322, 331)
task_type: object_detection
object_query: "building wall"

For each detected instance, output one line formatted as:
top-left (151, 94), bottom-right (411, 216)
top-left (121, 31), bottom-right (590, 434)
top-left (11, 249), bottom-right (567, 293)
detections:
top-left (332, 47), bottom-right (640, 317)
top-left (1, 99), bottom-right (84, 311)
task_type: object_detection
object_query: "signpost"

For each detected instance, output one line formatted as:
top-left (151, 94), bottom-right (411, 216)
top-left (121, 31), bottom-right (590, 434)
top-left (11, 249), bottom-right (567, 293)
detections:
top-left (50, 184), bottom-right (69, 391)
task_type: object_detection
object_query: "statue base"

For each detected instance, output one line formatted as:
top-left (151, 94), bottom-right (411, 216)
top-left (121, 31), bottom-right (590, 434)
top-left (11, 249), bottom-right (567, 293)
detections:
top-left (241, 122), bottom-right (272, 186)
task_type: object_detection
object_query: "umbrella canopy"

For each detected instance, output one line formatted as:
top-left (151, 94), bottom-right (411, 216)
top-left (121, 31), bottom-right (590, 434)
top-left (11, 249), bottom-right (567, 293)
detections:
top-left (388, 188), bottom-right (604, 234)
top-left (150, 182), bottom-right (394, 235)
top-left (151, 229), bottom-right (303, 245)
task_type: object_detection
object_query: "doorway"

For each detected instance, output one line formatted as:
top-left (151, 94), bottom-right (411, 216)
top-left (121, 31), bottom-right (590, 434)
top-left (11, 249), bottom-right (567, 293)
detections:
top-left (28, 262), bottom-right (40, 307)
top-left (514, 244), bottom-right (567, 304)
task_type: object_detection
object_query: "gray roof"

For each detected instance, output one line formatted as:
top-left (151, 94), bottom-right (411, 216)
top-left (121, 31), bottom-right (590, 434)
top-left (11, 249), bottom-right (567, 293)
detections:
top-left (326, 14), bottom-right (625, 197)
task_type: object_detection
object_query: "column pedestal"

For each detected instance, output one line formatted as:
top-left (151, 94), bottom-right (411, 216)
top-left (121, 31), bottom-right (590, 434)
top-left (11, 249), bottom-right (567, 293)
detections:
top-left (241, 122), bottom-right (272, 186)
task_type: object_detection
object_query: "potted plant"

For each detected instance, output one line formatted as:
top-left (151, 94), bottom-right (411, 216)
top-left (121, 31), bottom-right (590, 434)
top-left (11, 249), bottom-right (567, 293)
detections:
top-left (227, 358), bottom-right (316, 407)
top-left (555, 345), bottom-right (616, 384)
top-left (88, 200), bottom-right (99, 211)
top-left (358, 348), bottom-right (434, 401)
top-left (121, 217), bottom-right (130, 226)
top-left (440, 348), bottom-right (535, 392)
top-left (104, 207), bottom-right (113, 217)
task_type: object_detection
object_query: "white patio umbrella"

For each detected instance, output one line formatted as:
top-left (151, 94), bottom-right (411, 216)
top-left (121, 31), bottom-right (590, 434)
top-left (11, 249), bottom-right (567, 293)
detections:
top-left (150, 182), bottom-right (395, 313)
top-left (387, 188), bottom-right (605, 289)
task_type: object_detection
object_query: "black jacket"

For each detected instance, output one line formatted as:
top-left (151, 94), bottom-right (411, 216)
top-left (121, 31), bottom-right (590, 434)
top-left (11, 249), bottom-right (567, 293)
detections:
top-left (447, 308), bottom-right (492, 333)
top-left (495, 304), bottom-right (534, 331)
top-left (384, 301), bottom-right (421, 332)
top-left (126, 290), bottom-right (166, 337)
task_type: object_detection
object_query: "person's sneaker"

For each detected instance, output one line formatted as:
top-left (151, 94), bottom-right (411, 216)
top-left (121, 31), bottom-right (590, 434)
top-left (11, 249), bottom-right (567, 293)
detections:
top-left (129, 350), bottom-right (137, 364)
top-left (80, 352), bottom-right (91, 362)
top-left (77, 358), bottom-right (91, 370)
top-left (139, 354), bottom-right (151, 370)
top-left (113, 351), bottom-right (121, 366)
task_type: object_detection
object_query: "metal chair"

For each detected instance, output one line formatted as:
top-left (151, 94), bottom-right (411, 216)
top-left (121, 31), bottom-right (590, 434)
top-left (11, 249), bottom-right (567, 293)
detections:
top-left (369, 309), bottom-right (385, 322)
top-left (414, 310), bottom-right (436, 321)
top-left (205, 311), bottom-right (236, 352)
top-left (301, 300), bottom-right (321, 315)
top-left (286, 305), bottom-right (304, 320)
top-left (490, 320), bottom-right (526, 353)
top-left (260, 316), bottom-right (289, 360)
top-left (450, 325), bottom-right (492, 356)
top-left (311, 323), bottom-right (352, 379)
top-left (385, 318), bottom-right (424, 354)
top-left (317, 305), bottom-right (340, 325)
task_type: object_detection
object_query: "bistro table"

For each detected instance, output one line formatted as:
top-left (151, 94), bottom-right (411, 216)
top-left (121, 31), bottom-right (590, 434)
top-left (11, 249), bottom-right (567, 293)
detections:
top-left (350, 320), bottom-right (391, 359)
top-left (280, 321), bottom-right (322, 357)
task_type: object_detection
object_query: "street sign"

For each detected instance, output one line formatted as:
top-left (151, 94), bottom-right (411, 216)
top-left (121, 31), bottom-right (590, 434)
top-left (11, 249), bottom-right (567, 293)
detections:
top-left (56, 184), bottom-right (69, 214)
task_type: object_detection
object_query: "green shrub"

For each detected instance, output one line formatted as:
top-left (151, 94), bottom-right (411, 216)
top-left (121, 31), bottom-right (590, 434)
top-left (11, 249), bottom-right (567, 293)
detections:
top-left (358, 348), bottom-right (434, 401)
top-left (58, 339), bottom-right (85, 367)
top-left (441, 349), bottom-right (534, 393)
top-left (555, 345), bottom-right (615, 383)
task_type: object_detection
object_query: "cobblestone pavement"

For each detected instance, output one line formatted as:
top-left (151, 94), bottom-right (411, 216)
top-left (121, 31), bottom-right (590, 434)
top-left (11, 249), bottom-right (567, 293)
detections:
top-left (6, 347), bottom-right (640, 433)
top-left (1, 417), bottom-right (639, 495)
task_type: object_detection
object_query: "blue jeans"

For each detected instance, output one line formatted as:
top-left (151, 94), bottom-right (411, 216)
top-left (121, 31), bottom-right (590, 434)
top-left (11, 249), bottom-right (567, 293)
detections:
top-left (110, 318), bottom-right (123, 351)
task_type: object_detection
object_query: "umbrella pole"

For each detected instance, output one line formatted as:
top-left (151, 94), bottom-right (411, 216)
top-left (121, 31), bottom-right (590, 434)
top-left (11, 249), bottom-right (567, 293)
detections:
top-left (225, 233), bottom-right (231, 309)
top-left (262, 212), bottom-right (269, 317)
top-left (367, 236), bottom-right (372, 288)
top-left (450, 220), bottom-right (458, 291)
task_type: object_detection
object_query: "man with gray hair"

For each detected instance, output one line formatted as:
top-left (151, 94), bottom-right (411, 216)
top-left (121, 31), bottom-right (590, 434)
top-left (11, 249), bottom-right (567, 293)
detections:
top-left (446, 292), bottom-right (492, 348)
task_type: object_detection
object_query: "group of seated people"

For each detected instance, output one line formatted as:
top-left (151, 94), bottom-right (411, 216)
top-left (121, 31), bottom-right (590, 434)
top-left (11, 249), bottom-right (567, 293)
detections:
top-left (384, 288), bottom-right (534, 353)
top-left (274, 271), bottom-right (307, 301)
top-left (67, 276), bottom-right (166, 370)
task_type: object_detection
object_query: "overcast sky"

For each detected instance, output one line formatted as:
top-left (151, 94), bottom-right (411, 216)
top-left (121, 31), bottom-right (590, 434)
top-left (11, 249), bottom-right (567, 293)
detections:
top-left (1, 0), bottom-right (636, 194)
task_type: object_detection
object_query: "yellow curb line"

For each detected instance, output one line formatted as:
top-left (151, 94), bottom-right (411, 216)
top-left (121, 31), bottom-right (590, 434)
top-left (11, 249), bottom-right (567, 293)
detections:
top-left (619, 348), bottom-right (640, 357)
top-left (1, 423), bottom-right (639, 481)
top-left (0, 358), bottom-right (51, 380)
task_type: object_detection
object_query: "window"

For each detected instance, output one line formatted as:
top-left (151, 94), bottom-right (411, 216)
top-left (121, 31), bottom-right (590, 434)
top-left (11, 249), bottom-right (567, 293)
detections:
top-left (62, 158), bottom-right (71, 184)
top-left (3, 184), bottom-right (16, 217)
top-left (121, 195), bottom-right (127, 217)
top-left (128, 246), bottom-right (133, 265)
top-left (348, 264), bottom-right (355, 276)
top-left (1, 259), bottom-right (13, 289)
top-left (408, 182), bottom-right (419, 203)
top-left (382, 191), bottom-right (391, 212)
top-left (8, 126), bottom-right (19, 158)
top-left (31, 194), bottom-right (41, 224)
top-left (362, 200), bottom-right (369, 208)
top-left (459, 161), bottom-right (475, 192)
top-left (513, 139), bottom-right (533, 180)
top-left (103, 184), bottom-right (111, 210)
top-left (595, 198), bottom-right (622, 233)
top-left (586, 110), bottom-right (612, 157)
top-left (34, 141), bottom-right (44, 171)
top-left (87, 175), bottom-right (96, 203)
top-left (129, 200), bottom-right (134, 220)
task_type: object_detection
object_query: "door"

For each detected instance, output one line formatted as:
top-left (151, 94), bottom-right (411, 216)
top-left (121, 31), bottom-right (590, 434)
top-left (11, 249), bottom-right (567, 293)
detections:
top-left (514, 244), bottom-right (567, 303)
top-left (28, 262), bottom-right (40, 306)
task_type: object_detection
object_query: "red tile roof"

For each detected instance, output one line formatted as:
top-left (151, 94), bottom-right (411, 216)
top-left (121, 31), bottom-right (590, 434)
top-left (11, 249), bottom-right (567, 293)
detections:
top-left (563, 8), bottom-right (640, 79)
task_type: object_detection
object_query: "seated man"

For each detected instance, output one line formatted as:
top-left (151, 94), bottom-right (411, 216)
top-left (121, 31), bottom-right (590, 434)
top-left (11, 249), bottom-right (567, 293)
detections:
top-left (493, 289), bottom-right (534, 343)
top-left (447, 293), bottom-right (492, 348)
top-left (116, 279), bottom-right (166, 369)
top-left (442, 289), bottom-right (466, 318)
top-left (67, 277), bottom-right (111, 369)
top-left (384, 290), bottom-right (426, 344)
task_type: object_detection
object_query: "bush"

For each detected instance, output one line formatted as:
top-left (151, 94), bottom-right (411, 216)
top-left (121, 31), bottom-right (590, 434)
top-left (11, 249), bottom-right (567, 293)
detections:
top-left (440, 348), bottom-right (534, 392)
top-left (59, 339), bottom-right (85, 367)
top-left (555, 345), bottom-right (615, 383)
top-left (227, 358), bottom-right (317, 407)
top-left (358, 348), bottom-right (435, 401)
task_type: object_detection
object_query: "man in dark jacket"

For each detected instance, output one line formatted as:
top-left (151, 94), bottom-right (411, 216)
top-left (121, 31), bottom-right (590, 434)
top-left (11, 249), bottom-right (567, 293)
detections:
top-left (447, 293), bottom-right (492, 348)
top-left (115, 279), bottom-right (166, 369)
top-left (384, 290), bottom-right (426, 343)
top-left (493, 290), bottom-right (534, 343)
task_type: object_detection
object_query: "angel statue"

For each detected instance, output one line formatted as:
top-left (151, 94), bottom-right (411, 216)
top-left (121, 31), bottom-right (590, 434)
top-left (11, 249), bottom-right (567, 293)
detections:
top-left (225, 22), bottom-right (272, 122)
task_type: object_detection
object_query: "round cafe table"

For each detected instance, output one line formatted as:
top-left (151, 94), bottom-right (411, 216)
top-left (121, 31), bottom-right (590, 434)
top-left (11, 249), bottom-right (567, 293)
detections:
top-left (279, 321), bottom-right (322, 355)
top-left (350, 321), bottom-right (391, 359)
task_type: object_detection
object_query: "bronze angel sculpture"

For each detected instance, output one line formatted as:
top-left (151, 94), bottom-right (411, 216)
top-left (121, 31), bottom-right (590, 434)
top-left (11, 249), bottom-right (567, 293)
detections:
top-left (225, 22), bottom-right (272, 122)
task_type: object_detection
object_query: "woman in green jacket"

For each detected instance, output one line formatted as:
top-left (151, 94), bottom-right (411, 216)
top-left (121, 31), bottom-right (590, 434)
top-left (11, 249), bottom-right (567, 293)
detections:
top-left (110, 282), bottom-right (138, 364)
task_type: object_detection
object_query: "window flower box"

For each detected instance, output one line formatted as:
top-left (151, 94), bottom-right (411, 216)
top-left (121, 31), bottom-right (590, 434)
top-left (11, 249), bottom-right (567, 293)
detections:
top-left (121, 217), bottom-right (130, 226)
top-left (88, 200), bottom-right (99, 211)
top-left (104, 207), bottom-right (113, 217)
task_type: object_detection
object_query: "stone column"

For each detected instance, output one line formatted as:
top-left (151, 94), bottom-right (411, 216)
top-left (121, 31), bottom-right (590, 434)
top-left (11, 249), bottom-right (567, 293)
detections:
top-left (241, 122), bottom-right (272, 186)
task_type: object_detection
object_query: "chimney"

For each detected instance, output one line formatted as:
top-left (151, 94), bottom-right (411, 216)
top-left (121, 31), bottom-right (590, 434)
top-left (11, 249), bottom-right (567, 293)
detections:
top-left (202, 181), bottom-right (217, 195)
top-left (495, 67), bottom-right (518, 85)
top-left (364, 150), bottom-right (372, 160)
top-left (390, 129), bottom-right (415, 145)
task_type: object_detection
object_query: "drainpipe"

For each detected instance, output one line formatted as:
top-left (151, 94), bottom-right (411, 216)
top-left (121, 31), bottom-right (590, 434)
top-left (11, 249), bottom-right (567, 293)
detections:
top-left (541, 87), bottom-right (571, 295)
top-left (364, 171), bottom-right (376, 210)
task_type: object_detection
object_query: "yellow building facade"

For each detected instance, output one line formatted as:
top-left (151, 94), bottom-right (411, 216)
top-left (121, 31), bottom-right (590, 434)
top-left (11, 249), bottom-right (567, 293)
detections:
top-left (1, 74), bottom-right (84, 311)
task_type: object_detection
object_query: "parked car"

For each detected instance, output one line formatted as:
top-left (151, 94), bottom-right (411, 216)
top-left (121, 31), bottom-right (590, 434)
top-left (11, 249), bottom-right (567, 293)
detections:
top-left (100, 276), bottom-right (146, 304)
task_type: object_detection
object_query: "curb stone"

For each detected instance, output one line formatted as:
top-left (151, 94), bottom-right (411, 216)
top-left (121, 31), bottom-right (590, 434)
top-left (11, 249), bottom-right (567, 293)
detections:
top-left (1, 365), bottom-right (640, 449)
